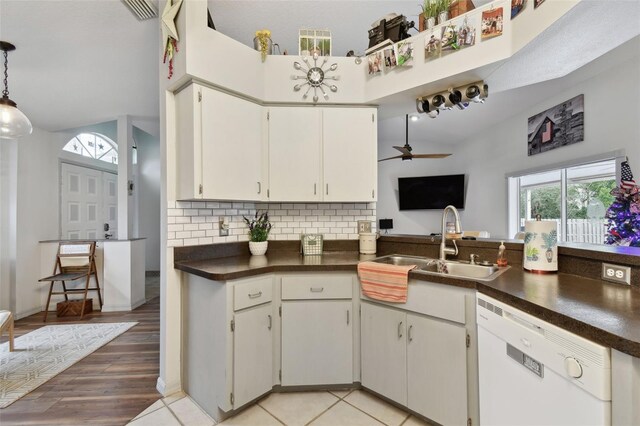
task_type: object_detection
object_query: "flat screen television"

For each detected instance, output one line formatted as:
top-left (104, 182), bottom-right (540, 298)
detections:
top-left (398, 174), bottom-right (465, 210)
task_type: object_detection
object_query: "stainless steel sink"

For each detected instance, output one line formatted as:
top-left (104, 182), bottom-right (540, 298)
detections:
top-left (372, 254), bottom-right (436, 269)
top-left (371, 255), bottom-right (509, 282)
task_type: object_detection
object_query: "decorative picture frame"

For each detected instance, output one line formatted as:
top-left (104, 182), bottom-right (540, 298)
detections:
top-left (527, 94), bottom-right (584, 156)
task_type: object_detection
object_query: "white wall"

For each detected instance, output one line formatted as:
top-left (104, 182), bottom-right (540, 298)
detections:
top-left (12, 128), bottom-right (61, 318)
top-left (0, 140), bottom-right (17, 312)
top-left (377, 53), bottom-right (640, 239)
top-left (135, 127), bottom-right (161, 270)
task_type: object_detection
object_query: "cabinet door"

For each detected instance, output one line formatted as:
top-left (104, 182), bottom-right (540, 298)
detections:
top-left (407, 313), bottom-right (468, 426)
top-left (322, 108), bottom-right (377, 202)
top-left (360, 302), bottom-right (407, 405)
top-left (201, 87), bottom-right (263, 201)
top-left (281, 300), bottom-right (353, 385)
top-left (175, 84), bottom-right (202, 199)
top-left (268, 107), bottom-right (322, 201)
top-left (233, 303), bottom-right (273, 408)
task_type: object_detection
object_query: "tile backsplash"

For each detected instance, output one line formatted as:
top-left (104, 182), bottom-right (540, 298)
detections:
top-left (167, 201), bottom-right (376, 247)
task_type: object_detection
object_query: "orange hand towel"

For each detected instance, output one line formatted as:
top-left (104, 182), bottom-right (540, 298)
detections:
top-left (357, 261), bottom-right (416, 303)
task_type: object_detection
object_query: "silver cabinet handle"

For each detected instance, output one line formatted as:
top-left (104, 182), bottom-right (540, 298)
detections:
top-left (326, 183), bottom-right (329, 195)
top-left (268, 314), bottom-right (272, 330)
top-left (398, 321), bottom-right (403, 338)
top-left (347, 310), bottom-right (350, 325)
top-left (257, 182), bottom-right (261, 194)
top-left (314, 183), bottom-right (317, 195)
top-left (408, 325), bottom-right (413, 342)
top-left (310, 287), bottom-right (324, 293)
top-left (248, 291), bottom-right (263, 299)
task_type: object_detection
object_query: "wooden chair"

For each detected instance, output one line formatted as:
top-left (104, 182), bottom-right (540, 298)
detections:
top-left (39, 242), bottom-right (103, 322)
top-left (0, 310), bottom-right (14, 351)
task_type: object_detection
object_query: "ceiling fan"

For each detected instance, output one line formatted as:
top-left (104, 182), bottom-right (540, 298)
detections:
top-left (379, 114), bottom-right (452, 162)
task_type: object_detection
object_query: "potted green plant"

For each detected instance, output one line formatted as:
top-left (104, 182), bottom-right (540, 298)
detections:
top-left (243, 211), bottom-right (273, 255)
top-left (437, 0), bottom-right (453, 25)
top-left (420, 0), bottom-right (438, 30)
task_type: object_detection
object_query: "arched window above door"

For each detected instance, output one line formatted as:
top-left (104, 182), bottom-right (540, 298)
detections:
top-left (62, 133), bottom-right (118, 164)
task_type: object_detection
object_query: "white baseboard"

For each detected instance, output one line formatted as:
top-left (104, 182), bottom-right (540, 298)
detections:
top-left (156, 376), bottom-right (181, 397)
top-left (156, 376), bottom-right (166, 394)
top-left (101, 298), bottom-right (145, 312)
top-left (16, 306), bottom-right (42, 320)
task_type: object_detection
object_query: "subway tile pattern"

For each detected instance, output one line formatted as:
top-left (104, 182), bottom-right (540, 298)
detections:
top-left (167, 201), bottom-right (376, 247)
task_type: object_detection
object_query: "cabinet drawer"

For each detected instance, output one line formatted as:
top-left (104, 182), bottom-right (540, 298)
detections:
top-left (360, 280), bottom-right (466, 324)
top-left (282, 275), bottom-right (353, 300)
top-left (234, 276), bottom-right (273, 311)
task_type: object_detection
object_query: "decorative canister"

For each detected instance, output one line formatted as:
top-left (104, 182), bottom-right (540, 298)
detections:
top-left (523, 220), bottom-right (558, 273)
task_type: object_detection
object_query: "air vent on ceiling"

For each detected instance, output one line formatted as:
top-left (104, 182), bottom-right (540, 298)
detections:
top-left (122, 0), bottom-right (157, 20)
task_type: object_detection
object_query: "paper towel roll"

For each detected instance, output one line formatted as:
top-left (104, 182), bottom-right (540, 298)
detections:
top-left (523, 220), bottom-right (558, 272)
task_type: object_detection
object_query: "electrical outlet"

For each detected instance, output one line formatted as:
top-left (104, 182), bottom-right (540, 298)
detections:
top-left (358, 220), bottom-right (372, 234)
top-left (602, 263), bottom-right (631, 285)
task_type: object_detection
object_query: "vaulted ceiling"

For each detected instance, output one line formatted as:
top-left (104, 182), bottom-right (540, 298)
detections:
top-left (0, 0), bottom-right (638, 143)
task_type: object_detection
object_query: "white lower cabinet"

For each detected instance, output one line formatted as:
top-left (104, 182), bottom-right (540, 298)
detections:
top-left (406, 313), bottom-right (468, 426)
top-left (361, 302), bottom-right (407, 404)
top-left (281, 300), bottom-right (353, 385)
top-left (361, 280), bottom-right (477, 426)
top-left (233, 303), bottom-right (273, 408)
top-left (184, 271), bottom-right (476, 425)
top-left (280, 274), bottom-right (354, 386)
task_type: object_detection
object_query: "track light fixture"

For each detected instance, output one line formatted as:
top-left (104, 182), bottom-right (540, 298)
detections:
top-left (0, 41), bottom-right (32, 140)
top-left (416, 98), bottom-right (439, 118)
top-left (415, 81), bottom-right (488, 119)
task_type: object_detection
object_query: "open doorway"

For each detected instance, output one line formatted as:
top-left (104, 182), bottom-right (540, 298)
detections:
top-left (60, 133), bottom-right (119, 240)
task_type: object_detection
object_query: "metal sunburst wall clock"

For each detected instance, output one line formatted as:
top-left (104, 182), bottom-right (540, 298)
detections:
top-left (291, 52), bottom-right (339, 103)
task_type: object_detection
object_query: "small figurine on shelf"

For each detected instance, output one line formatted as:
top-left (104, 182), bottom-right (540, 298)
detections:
top-left (254, 29), bottom-right (272, 62)
top-left (497, 240), bottom-right (508, 267)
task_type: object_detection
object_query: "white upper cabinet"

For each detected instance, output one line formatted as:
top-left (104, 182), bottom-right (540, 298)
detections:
top-left (323, 108), bottom-right (377, 202)
top-left (267, 106), bottom-right (377, 202)
top-left (267, 107), bottom-right (322, 202)
top-left (175, 84), bottom-right (265, 201)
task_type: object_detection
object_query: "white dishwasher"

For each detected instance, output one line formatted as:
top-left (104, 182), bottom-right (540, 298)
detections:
top-left (476, 294), bottom-right (611, 426)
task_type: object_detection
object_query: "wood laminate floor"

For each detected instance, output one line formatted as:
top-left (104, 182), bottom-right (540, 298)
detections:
top-left (0, 295), bottom-right (161, 426)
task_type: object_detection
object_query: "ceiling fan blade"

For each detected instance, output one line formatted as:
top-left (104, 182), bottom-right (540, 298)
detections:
top-left (411, 154), bottom-right (452, 159)
top-left (393, 146), bottom-right (412, 155)
top-left (378, 155), bottom-right (405, 162)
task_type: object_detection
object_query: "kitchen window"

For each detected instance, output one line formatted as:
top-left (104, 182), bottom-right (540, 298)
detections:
top-left (508, 158), bottom-right (618, 244)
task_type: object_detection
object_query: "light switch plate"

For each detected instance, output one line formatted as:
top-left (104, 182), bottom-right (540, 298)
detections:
top-left (219, 218), bottom-right (230, 237)
top-left (601, 263), bottom-right (631, 285)
top-left (358, 220), bottom-right (372, 233)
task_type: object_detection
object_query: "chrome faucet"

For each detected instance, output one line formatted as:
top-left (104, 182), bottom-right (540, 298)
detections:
top-left (440, 205), bottom-right (462, 261)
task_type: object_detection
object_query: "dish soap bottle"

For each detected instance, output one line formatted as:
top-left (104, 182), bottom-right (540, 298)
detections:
top-left (497, 241), bottom-right (508, 267)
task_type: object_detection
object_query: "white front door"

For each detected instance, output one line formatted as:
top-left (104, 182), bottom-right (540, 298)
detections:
top-left (102, 172), bottom-right (118, 239)
top-left (61, 163), bottom-right (117, 240)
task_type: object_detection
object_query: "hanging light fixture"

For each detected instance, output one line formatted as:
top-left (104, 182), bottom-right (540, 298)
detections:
top-left (0, 41), bottom-right (32, 140)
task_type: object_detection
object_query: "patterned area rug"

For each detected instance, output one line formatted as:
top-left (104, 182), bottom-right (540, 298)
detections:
top-left (0, 322), bottom-right (137, 408)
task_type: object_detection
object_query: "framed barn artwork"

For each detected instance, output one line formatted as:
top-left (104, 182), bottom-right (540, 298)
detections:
top-left (527, 94), bottom-right (584, 156)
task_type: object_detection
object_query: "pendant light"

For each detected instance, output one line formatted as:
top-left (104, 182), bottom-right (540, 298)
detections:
top-left (0, 41), bottom-right (32, 140)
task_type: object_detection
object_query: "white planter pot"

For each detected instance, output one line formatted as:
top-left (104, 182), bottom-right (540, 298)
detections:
top-left (437, 11), bottom-right (449, 25)
top-left (249, 241), bottom-right (268, 256)
top-left (426, 17), bottom-right (436, 29)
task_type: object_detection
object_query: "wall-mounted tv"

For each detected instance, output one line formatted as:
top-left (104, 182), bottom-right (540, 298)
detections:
top-left (398, 174), bottom-right (465, 210)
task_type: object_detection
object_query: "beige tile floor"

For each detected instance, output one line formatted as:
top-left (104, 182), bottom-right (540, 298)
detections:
top-left (129, 389), bottom-right (434, 426)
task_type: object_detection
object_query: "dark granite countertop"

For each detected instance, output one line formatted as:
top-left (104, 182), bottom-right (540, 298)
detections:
top-left (174, 247), bottom-right (640, 358)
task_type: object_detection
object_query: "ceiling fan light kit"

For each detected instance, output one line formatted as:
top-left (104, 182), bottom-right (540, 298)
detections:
top-left (0, 41), bottom-right (32, 140)
top-left (416, 81), bottom-right (488, 119)
top-left (379, 114), bottom-right (451, 162)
